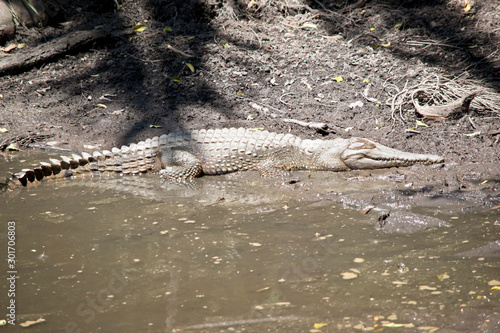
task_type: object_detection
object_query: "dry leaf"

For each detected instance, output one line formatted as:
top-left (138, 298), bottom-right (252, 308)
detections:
top-left (6, 144), bottom-right (20, 151)
top-left (463, 0), bottom-right (471, 12)
top-left (463, 131), bottom-right (481, 137)
top-left (321, 35), bottom-right (343, 41)
top-left (185, 62), bottom-right (195, 72)
top-left (348, 101), bottom-right (364, 109)
top-left (19, 318), bottom-right (45, 327)
top-left (419, 285), bottom-right (437, 291)
top-left (301, 22), bottom-right (317, 29)
top-left (416, 120), bottom-right (428, 127)
top-left (46, 141), bottom-right (65, 147)
top-left (341, 271), bottom-right (358, 280)
top-left (1, 44), bottom-right (17, 52)
top-left (133, 24), bottom-right (147, 32)
top-left (382, 322), bottom-right (414, 328)
top-left (437, 273), bottom-right (450, 281)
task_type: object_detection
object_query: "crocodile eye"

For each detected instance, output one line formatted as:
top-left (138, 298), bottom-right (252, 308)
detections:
top-left (350, 142), bottom-right (364, 149)
top-left (350, 138), bottom-right (376, 149)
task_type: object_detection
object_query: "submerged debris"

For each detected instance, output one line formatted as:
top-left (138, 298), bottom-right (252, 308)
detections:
top-left (176, 315), bottom-right (302, 331)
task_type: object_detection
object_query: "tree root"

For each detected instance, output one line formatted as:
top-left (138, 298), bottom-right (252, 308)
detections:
top-left (385, 72), bottom-right (500, 122)
top-left (413, 90), bottom-right (481, 120)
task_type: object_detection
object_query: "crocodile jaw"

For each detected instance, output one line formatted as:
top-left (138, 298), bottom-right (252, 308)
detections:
top-left (341, 138), bottom-right (444, 170)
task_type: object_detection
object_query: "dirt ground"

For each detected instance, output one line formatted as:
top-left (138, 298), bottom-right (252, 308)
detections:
top-left (0, 0), bottom-right (499, 196)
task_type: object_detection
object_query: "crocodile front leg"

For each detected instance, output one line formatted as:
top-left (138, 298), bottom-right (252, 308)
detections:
top-left (159, 149), bottom-right (203, 181)
top-left (254, 147), bottom-right (306, 177)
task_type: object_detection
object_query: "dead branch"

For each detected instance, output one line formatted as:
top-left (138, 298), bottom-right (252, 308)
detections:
top-left (385, 71), bottom-right (500, 122)
top-left (413, 91), bottom-right (481, 119)
top-left (0, 28), bottom-right (133, 75)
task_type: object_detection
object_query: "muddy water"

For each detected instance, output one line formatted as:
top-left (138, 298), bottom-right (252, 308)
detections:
top-left (1, 151), bottom-right (499, 332)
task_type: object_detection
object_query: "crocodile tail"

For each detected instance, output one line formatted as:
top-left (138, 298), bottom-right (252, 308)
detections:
top-left (9, 137), bottom-right (162, 187)
top-left (11, 152), bottom-right (96, 186)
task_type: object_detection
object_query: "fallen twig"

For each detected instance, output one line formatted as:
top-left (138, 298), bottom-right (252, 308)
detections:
top-left (165, 44), bottom-right (194, 58)
top-left (283, 118), bottom-right (329, 132)
top-left (279, 93), bottom-right (294, 107)
top-left (406, 39), bottom-right (463, 50)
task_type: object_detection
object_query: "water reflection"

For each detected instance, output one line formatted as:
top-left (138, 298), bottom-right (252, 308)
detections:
top-left (0, 151), bottom-right (499, 332)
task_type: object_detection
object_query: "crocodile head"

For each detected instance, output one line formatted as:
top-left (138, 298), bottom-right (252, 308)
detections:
top-left (341, 138), bottom-right (444, 170)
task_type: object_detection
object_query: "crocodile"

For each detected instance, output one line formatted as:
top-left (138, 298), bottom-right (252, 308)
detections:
top-left (5, 128), bottom-right (444, 187)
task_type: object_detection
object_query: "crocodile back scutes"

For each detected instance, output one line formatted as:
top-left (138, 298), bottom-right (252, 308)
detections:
top-left (156, 128), bottom-right (303, 154)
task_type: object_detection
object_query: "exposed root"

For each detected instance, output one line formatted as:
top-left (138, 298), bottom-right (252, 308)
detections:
top-left (413, 90), bottom-right (481, 119)
top-left (385, 72), bottom-right (500, 122)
